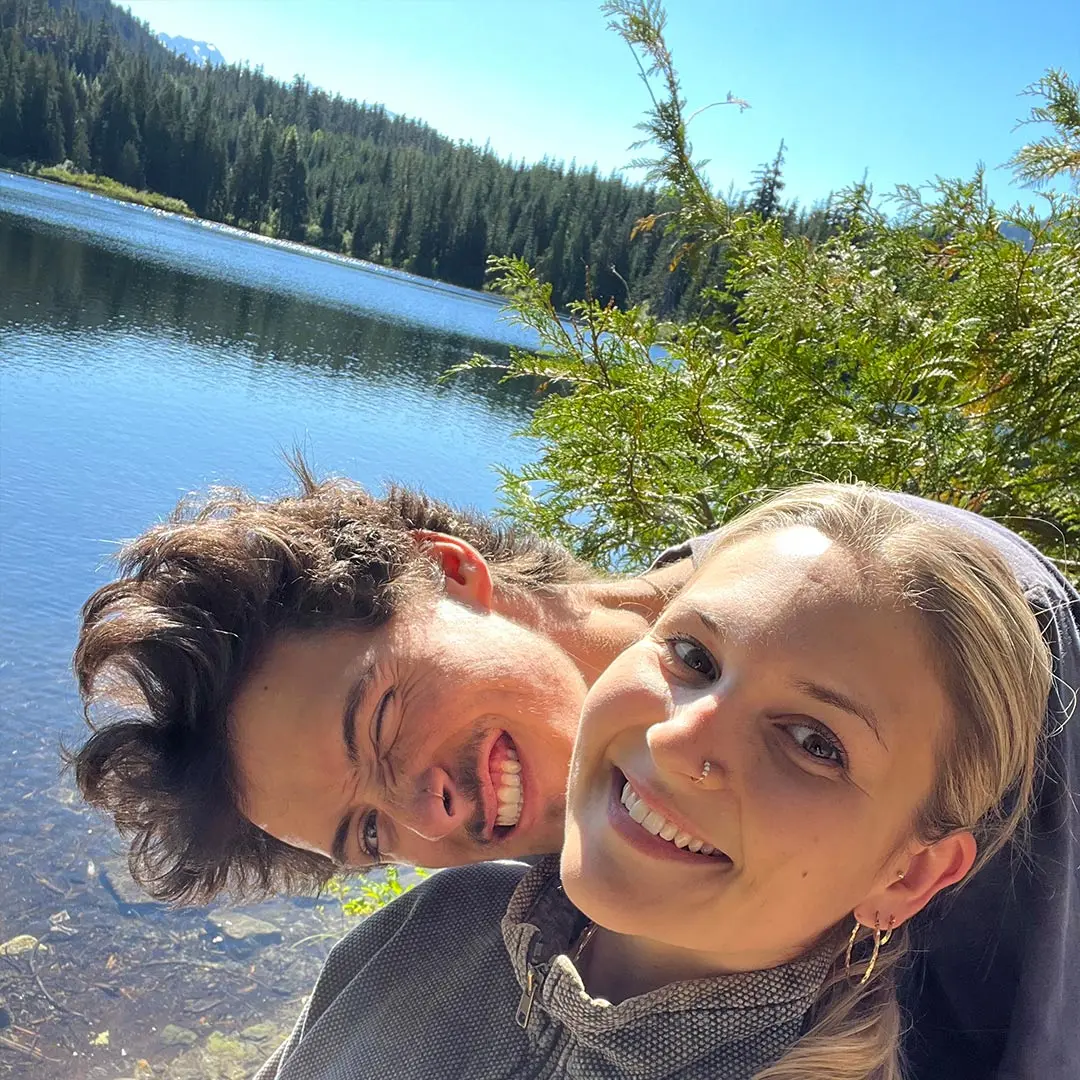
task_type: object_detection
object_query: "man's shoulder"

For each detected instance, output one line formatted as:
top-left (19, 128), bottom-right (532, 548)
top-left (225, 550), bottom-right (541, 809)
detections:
top-left (310, 861), bottom-right (530, 1018)
top-left (255, 861), bottom-right (532, 1079)
top-left (403, 859), bottom-right (532, 921)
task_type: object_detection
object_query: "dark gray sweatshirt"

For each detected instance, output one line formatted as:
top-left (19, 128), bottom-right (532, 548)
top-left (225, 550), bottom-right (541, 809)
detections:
top-left (256, 857), bottom-right (832, 1080)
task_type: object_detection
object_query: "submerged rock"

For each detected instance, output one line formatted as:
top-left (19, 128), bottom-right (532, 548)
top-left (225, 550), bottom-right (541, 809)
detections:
top-left (206, 911), bottom-right (282, 955)
top-left (97, 855), bottom-right (168, 915)
top-left (0, 934), bottom-right (45, 956)
top-left (159, 1023), bottom-right (199, 1047)
top-left (239, 1021), bottom-right (282, 1042)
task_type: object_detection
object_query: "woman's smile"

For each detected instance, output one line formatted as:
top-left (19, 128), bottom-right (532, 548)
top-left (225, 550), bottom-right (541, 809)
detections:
top-left (607, 768), bottom-right (734, 866)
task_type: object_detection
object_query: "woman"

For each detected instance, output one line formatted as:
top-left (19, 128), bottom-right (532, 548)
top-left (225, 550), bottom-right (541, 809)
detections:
top-left (258, 484), bottom-right (1052, 1080)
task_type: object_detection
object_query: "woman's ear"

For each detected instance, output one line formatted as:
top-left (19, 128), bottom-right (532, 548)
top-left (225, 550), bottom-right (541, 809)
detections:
top-left (412, 531), bottom-right (494, 611)
top-left (855, 830), bottom-right (977, 929)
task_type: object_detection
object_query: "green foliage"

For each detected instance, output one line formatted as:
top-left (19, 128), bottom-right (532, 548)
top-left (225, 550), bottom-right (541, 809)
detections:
top-left (323, 867), bottom-right (428, 919)
top-left (1008, 69), bottom-right (1080, 191)
top-left (459, 4), bottom-right (1079, 585)
top-left (32, 162), bottom-right (194, 213)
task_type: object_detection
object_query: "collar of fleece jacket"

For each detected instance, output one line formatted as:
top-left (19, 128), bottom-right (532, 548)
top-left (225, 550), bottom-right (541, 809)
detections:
top-left (499, 857), bottom-right (833, 1080)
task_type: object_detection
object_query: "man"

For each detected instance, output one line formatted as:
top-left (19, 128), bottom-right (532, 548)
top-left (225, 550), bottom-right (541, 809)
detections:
top-left (72, 465), bottom-right (1078, 1077)
top-left (72, 464), bottom-right (691, 899)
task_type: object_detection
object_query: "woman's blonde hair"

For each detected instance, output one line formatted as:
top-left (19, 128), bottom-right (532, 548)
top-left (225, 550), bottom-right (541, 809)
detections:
top-left (702, 484), bottom-right (1050, 1080)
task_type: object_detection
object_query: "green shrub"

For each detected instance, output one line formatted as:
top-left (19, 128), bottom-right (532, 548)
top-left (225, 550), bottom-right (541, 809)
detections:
top-left (34, 164), bottom-right (195, 216)
top-left (457, 2), bottom-right (1078, 585)
top-left (325, 867), bottom-right (428, 919)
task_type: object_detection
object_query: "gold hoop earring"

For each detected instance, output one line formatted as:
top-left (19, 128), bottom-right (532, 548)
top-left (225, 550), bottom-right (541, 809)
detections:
top-left (844, 919), bottom-right (860, 975)
top-left (845, 912), bottom-right (896, 985)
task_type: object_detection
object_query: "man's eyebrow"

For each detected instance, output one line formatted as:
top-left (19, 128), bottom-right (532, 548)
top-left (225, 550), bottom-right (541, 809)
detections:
top-left (794, 679), bottom-right (885, 745)
top-left (342, 661), bottom-right (377, 766)
top-left (331, 813), bottom-right (353, 866)
top-left (332, 662), bottom-right (378, 864)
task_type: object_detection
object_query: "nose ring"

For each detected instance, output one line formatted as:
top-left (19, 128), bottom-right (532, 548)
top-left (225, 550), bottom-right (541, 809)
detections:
top-left (693, 760), bottom-right (712, 784)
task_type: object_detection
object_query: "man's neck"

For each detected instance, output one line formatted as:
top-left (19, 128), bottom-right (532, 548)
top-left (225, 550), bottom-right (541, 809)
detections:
top-left (492, 560), bottom-right (693, 687)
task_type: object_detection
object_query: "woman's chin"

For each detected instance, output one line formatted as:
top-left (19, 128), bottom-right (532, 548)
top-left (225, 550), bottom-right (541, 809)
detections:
top-left (560, 835), bottom-right (644, 935)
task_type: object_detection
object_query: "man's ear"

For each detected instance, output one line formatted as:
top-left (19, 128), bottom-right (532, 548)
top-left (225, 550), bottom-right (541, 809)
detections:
top-left (854, 830), bottom-right (976, 930)
top-left (412, 531), bottom-right (494, 611)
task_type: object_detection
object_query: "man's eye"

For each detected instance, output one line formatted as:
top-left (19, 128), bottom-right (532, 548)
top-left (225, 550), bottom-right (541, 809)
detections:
top-left (785, 722), bottom-right (847, 768)
top-left (666, 636), bottom-right (719, 680)
top-left (360, 810), bottom-right (381, 862)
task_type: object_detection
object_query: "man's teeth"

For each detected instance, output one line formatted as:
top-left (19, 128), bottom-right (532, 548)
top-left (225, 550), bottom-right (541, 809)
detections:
top-left (620, 782), bottom-right (720, 856)
top-left (495, 745), bottom-right (522, 827)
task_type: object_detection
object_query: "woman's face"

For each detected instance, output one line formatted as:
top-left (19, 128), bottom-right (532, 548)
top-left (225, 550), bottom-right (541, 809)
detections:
top-left (562, 526), bottom-right (957, 972)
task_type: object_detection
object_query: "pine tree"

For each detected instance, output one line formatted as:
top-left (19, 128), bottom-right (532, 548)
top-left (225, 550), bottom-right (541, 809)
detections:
top-left (272, 124), bottom-right (307, 240)
top-left (319, 180), bottom-right (338, 248)
top-left (229, 107), bottom-right (263, 224)
top-left (750, 140), bottom-right (786, 220)
top-left (0, 32), bottom-right (24, 158)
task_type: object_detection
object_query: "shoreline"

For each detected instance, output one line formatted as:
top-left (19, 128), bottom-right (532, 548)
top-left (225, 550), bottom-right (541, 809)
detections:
top-left (23, 164), bottom-right (197, 216)
top-left (1, 166), bottom-right (509, 312)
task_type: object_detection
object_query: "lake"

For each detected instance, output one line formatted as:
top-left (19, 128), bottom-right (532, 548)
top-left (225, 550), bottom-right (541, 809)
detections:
top-left (0, 171), bottom-right (538, 1077)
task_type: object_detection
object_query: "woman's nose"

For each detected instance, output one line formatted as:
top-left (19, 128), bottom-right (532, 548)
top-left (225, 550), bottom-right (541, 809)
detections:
top-left (646, 690), bottom-right (729, 790)
top-left (397, 766), bottom-right (468, 842)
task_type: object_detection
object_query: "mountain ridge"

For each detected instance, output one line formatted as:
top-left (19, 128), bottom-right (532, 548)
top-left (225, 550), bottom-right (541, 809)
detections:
top-left (155, 32), bottom-right (225, 68)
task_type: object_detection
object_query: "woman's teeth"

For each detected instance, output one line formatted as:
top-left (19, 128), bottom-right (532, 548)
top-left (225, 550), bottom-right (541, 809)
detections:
top-left (620, 782), bottom-right (720, 856)
top-left (495, 745), bottom-right (523, 827)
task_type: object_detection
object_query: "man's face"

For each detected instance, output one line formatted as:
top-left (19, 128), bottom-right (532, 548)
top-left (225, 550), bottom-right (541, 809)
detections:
top-left (230, 592), bottom-right (586, 868)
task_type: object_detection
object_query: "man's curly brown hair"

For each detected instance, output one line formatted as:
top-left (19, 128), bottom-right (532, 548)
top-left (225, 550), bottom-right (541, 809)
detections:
top-left (70, 460), bottom-right (593, 905)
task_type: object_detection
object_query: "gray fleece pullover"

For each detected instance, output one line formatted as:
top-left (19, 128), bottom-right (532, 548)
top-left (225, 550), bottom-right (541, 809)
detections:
top-left (256, 857), bottom-right (832, 1080)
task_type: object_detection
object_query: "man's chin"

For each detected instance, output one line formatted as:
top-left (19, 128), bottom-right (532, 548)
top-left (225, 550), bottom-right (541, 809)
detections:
top-left (508, 797), bottom-right (566, 859)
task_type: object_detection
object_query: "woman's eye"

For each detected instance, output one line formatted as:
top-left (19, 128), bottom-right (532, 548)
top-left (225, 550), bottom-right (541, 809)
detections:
top-left (785, 723), bottom-right (846, 768)
top-left (667, 636), bottom-right (719, 680)
top-left (360, 810), bottom-right (381, 862)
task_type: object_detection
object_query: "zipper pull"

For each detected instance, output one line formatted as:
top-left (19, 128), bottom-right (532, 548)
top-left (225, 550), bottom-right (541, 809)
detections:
top-left (516, 963), bottom-right (542, 1029)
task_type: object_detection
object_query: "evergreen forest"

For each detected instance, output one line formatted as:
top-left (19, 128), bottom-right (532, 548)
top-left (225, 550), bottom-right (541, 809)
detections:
top-left (0, 0), bottom-right (827, 314)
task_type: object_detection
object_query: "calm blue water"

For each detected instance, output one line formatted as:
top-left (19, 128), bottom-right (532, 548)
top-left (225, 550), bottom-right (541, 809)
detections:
top-left (0, 171), bottom-right (538, 1075)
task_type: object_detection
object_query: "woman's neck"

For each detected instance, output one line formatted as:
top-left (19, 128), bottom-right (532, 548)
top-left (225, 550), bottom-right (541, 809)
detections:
top-left (577, 926), bottom-right (804, 1004)
top-left (575, 927), bottom-right (728, 1003)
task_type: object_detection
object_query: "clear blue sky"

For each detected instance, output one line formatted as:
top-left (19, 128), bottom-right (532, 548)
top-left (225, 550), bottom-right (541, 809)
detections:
top-left (124, 0), bottom-right (1079, 208)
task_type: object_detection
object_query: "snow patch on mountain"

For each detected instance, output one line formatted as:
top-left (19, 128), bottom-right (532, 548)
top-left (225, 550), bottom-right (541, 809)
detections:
top-left (156, 33), bottom-right (225, 68)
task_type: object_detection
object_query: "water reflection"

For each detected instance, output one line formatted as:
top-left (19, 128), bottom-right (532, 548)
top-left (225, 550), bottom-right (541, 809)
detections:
top-left (0, 210), bottom-right (538, 415)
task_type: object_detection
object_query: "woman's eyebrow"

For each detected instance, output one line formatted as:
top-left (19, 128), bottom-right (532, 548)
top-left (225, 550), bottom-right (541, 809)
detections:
top-left (666, 602), bottom-right (730, 638)
top-left (794, 679), bottom-right (885, 745)
top-left (672, 601), bottom-right (887, 746)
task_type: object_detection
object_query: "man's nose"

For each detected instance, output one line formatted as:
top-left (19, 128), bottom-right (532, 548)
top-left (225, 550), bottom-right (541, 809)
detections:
top-left (646, 689), bottom-right (731, 790)
top-left (397, 766), bottom-right (468, 842)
